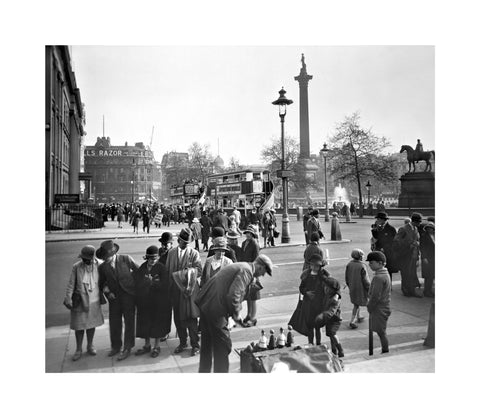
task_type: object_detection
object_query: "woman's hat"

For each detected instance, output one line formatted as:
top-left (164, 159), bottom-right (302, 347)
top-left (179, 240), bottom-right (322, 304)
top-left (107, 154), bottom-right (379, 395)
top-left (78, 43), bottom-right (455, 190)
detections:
top-left (324, 276), bottom-right (341, 292)
top-left (144, 245), bottom-right (159, 259)
top-left (211, 237), bottom-right (228, 252)
top-left (226, 229), bottom-right (241, 239)
top-left (411, 212), bottom-right (423, 222)
top-left (95, 240), bottom-right (119, 260)
top-left (424, 221), bottom-right (435, 230)
top-left (78, 245), bottom-right (96, 260)
top-left (310, 232), bottom-right (320, 242)
top-left (243, 224), bottom-right (258, 238)
top-left (158, 231), bottom-right (173, 244)
top-left (351, 249), bottom-right (364, 260)
top-left (375, 212), bottom-right (389, 220)
top-left (178, 227), bottom-right (193, 243)
top-left (192, 217), bottom-right (199, 223)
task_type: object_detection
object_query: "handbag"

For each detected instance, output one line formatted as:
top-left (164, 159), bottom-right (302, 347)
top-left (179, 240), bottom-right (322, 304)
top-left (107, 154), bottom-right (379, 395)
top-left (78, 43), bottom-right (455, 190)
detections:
top-left (64, 272), bottom-right (83, 310)
top-left (273, 228), bottom-right (280, 238)
top-left (288, 294), bottom-right (310, 336)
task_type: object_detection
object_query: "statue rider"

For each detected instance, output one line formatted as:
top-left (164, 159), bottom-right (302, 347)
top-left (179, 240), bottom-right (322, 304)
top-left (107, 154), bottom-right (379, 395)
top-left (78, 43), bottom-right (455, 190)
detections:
top-left (414, 139), bottom-right (423, 160)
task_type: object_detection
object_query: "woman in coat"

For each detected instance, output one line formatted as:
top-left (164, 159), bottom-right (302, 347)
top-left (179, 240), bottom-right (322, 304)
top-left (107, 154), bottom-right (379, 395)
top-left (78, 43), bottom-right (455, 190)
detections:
top-left (200, 237), bottom-right (233, 287)
top-left (190, 217), bottom-right (202, 252)
top-left (134, 245), bottom-right (172, 358)
top-left (299, 253), bottom-right (330, 346)
top-left (63, 245), bottom-right (105, 361)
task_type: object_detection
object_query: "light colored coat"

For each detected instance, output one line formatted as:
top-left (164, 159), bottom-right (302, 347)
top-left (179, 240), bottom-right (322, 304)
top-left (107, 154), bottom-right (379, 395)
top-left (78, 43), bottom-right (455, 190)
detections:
top-left (64, 259), bottom-right (104, 312)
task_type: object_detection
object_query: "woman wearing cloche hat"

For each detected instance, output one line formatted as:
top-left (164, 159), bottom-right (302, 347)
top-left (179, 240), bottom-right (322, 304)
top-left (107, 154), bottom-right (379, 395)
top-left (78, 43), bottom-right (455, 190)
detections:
top-left (63, 245), bottom-right (105, 361)
top-left (201, 237), bottom-right (233, 287)
top-left (133, 245), bottom-right (172, 358)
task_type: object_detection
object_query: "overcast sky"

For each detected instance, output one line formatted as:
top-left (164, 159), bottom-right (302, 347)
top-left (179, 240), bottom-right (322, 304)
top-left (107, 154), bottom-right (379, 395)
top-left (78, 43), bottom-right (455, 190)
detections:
top-left (71, 45), bottom-right (434, 166)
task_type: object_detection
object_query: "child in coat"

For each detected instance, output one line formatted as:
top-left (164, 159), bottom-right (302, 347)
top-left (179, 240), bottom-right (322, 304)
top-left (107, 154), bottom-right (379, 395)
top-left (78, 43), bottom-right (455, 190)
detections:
top-left (315, 276), bottom-right (344, 357)
top-left (345, 249), bottom-right (370, 329)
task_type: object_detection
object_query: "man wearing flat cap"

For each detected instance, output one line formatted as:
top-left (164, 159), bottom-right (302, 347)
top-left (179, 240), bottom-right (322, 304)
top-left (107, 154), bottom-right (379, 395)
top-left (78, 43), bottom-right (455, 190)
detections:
top-left (371, 212), bottom-right (397, 280)
top-left (97, 240), bottom-right (139, 360)
top-left (195, 254), bottom-right (274, 373)
top-left (165, 227), bottom-right (203, 356)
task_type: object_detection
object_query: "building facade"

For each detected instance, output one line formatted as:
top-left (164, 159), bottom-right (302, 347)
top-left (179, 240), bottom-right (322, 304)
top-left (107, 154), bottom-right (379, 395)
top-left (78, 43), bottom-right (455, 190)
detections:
top-left (45, 46), bottom-right (85, 207)
top-left (84, 137), bottom-right (160, 203)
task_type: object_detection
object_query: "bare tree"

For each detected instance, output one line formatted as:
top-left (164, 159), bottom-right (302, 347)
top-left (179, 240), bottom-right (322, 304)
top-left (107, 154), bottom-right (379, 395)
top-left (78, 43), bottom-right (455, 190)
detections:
top-left (188, 142), bottom-right (214, 183)
top-left (227, 157), bottom-right (243, 171)
top-left (327, 112), bottom-right (397, 214)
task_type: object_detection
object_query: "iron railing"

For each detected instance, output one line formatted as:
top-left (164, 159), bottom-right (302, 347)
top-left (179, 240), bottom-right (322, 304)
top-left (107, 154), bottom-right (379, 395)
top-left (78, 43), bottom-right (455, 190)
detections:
top-left (46, 204), bottom-right (104, 231)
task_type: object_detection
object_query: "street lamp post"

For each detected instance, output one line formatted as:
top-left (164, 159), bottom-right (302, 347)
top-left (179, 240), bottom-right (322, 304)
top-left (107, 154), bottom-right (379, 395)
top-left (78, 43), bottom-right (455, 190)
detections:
top-left (366, 180), bottom-right (372, 215)
top-left (320, 143), bottom-right (330, 222)
top-left (272, 87), bottom-right (293, 243)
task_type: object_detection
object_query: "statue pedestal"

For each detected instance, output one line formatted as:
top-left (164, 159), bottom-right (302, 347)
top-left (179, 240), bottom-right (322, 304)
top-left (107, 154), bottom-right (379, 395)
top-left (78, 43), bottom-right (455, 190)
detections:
top-left (398, 172), bottom-right (435, 208)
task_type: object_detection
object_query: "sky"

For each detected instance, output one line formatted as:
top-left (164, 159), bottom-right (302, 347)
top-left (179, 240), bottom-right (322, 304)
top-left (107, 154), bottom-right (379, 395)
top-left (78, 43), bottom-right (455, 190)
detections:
top-left (71, 45), bottom-right (434, 166)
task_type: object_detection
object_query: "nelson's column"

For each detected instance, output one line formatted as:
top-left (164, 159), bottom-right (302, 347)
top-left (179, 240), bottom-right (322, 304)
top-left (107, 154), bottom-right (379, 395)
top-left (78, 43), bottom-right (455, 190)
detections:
top-left (293, 54), bottom-right (319, 203)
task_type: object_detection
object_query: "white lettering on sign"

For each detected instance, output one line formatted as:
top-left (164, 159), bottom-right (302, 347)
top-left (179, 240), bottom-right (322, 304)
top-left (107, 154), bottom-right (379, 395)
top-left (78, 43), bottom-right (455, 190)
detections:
top-left (98, 150), bottom-right (124, 157)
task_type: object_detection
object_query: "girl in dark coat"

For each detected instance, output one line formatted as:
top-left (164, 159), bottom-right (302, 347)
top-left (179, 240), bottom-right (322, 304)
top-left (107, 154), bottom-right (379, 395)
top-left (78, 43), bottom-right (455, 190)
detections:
top-left (299, 253), bottom-right (330, 345)
top-left (345, 249), bottom-right (370, 329)
top-left (134, 246), bottom-right (172, 357)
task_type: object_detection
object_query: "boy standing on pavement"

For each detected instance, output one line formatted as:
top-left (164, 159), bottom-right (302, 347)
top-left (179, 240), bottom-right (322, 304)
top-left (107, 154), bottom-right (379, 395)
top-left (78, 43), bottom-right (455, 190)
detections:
top-left (366, 251), bottom-right (391, 354)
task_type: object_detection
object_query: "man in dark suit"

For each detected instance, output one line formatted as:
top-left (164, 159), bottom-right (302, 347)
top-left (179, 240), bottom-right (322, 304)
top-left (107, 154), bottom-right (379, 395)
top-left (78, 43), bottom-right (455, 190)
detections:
top-left (371, 212), bottom-right (397, 280)
top-left (195, 254), bottom-right (274, 373)
top-left (213, 208), bottom-right (229, 233)
top-left (97, 240), bottom-right (139, 360)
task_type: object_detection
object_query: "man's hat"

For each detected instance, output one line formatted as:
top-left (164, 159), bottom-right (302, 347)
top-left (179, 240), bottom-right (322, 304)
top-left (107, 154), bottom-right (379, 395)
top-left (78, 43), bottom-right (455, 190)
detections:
top-left (255, 254), bottom-right (273, 276)
top-left (211, 226), bottom-right (225, 238)
top-left (411, 212), bottom-right (423, 223)
top-left (144, 245), bottom-right (159, 259)
top-left (226, 229), bottom-right (241, 239)
top-left (211, 237), bottom-right (228, 252)
top-left (178, 227), bottom-right (193, 243)
top-left (95, 240), bottom-right (119, 260)
top-left (243, 224), bottom-right (258, 239)
top-left (312, 209), bottom-right (319, 216)
top-left (78, 245), bottom-right (96, 260)
top-left (366, 251), bottom-right (386, 263)
top-left (158, 231), bottom-right (173, 244)
top-left (375, 212), bottom-right (389, 220)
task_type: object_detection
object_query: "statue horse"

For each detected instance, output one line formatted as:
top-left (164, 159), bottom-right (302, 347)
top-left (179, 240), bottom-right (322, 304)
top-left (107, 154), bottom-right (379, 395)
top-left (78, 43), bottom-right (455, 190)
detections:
top-left (400, 145), bottom-right (435, 173)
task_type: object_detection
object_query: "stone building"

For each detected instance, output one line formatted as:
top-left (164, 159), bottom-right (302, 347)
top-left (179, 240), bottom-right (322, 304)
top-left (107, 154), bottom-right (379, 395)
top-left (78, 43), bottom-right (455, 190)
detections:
top-left (84, 137), bottom-right (160, 203)
top-left (45, 46), bottom-right (85, 207)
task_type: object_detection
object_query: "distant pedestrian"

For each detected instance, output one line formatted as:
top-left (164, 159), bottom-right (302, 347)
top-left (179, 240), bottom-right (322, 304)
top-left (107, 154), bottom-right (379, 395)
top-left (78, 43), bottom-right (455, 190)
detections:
top-left (261, 209), bottom-right (276, 247)
top-left (131, 208), bottom-right (141, 234)
top-left (117, 205), bottom-right (125, 228)
top-left (366, 251), bottom-right (391, 354)
top-left (190, 217), bottom-right (202, 252)
top-left (330, 212), bottom-right (342, 240)
top-left (306, 209), bottom-right (324, 243)
top-left (345, 249), bottom-right (370, 329)
top-left (349, 202), bottom-right (356, 217)
top-left (134, 246), bottom-right (172, 358)
top-left (303, 206), bottom-right (313, 245)
top-left (63, 245), bottom-right (105, 361)
top-left (200, 211), bottom-right (212, 251)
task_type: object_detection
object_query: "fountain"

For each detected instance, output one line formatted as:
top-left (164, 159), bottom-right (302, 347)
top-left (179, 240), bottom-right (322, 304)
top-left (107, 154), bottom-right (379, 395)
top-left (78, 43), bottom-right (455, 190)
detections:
top-left (333, 183), bottom-right (350, 207)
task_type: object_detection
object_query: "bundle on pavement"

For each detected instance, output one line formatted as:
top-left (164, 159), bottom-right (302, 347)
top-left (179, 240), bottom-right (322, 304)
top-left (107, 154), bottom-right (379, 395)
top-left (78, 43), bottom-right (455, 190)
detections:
top-left (237, 344), bottom-right (344, 373)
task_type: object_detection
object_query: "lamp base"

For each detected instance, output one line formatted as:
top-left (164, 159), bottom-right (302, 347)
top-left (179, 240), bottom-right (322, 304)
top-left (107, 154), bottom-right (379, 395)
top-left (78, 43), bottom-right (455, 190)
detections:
top-left (281, 214), bottom-right (290, 243)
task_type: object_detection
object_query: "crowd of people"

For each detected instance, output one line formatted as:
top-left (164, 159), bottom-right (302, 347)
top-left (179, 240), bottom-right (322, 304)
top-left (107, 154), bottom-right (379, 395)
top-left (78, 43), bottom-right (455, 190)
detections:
top-left (64, 207), bottom-right (435, 372)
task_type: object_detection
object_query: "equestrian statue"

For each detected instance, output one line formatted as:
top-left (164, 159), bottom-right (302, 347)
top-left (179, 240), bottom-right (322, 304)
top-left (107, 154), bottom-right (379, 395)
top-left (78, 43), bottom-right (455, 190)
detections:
top-left (400, 139), bottom-right (435, 173)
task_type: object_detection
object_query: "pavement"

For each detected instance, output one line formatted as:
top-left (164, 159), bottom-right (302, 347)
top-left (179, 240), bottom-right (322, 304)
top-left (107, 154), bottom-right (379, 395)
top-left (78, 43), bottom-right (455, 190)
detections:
top-left (45, 215), bottom-right (435, 373)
